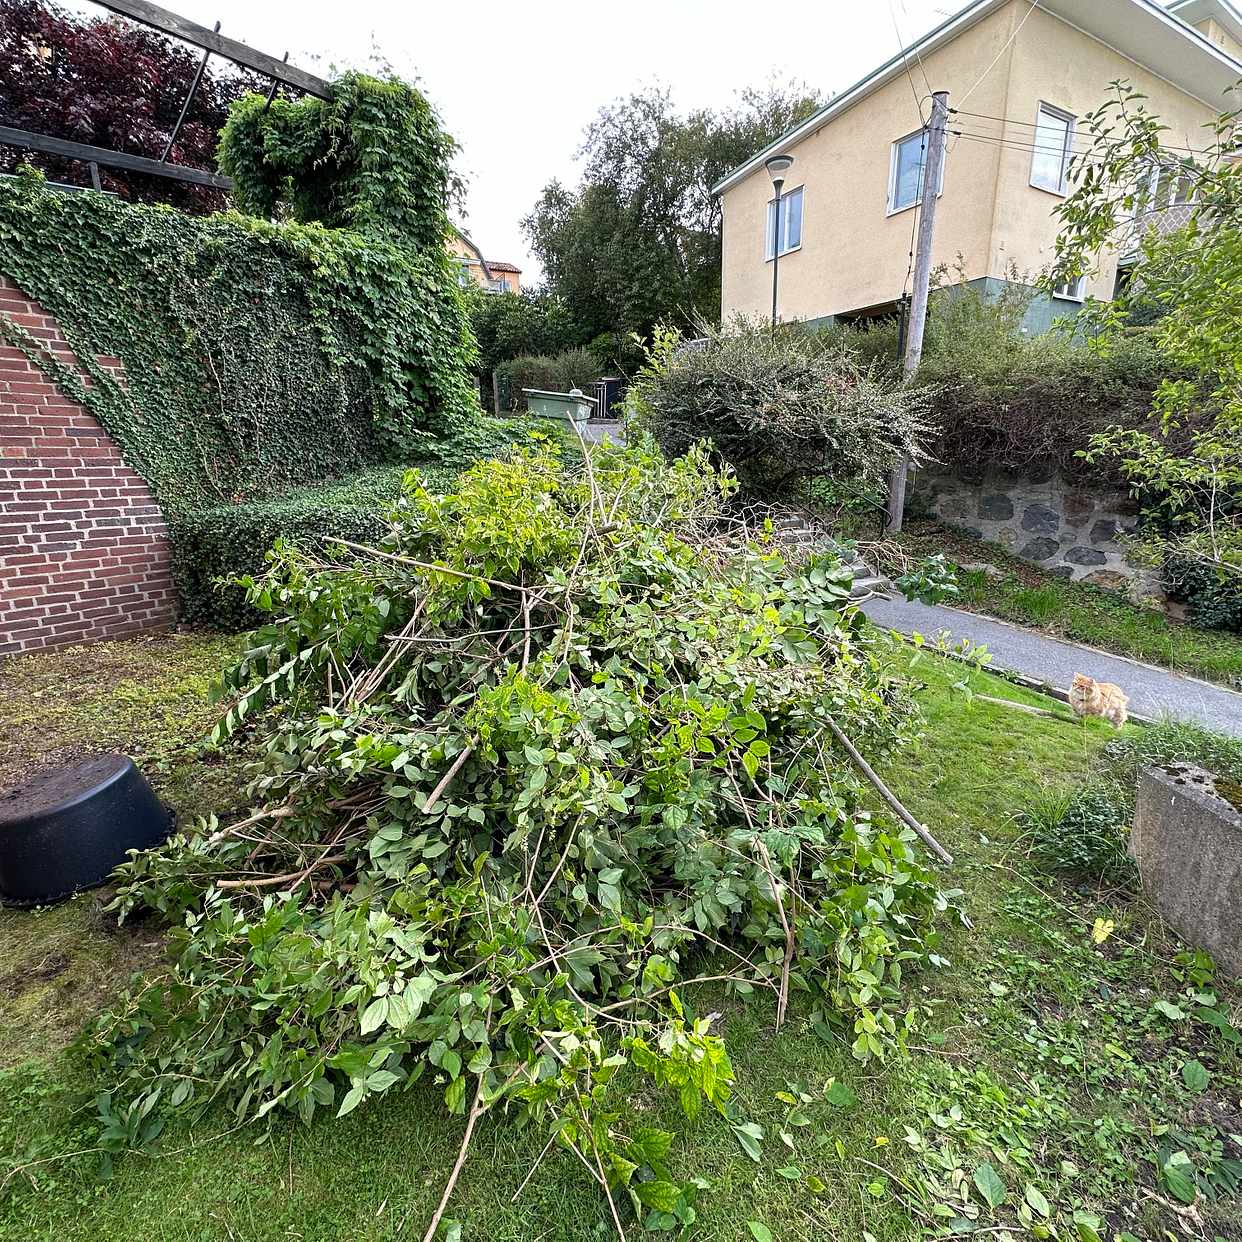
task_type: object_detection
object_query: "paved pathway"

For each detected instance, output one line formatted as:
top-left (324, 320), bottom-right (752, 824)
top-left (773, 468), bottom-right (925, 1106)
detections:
top-left (861, 596), bottom-right (1242, 738)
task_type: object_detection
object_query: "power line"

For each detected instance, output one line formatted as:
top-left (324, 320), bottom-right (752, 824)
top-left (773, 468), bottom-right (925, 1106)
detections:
top-left (886, 0), bottom-right (930, 122)
top-left (898, 0), bottom-right (934, 98)
top-left (950, 107), bottom-right (1217, 156)
top-left (957, 0), bottom-right (1041, 106)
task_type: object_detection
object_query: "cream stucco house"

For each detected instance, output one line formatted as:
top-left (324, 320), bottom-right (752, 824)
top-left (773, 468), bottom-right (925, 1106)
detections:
top-left (714, 0), bottom-right (1242, 332)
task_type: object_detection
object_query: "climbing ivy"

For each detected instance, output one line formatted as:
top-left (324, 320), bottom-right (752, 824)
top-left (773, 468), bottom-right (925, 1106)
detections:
top-left (0, 72), bottom-right (479, 512)
top-left (218, 73), bottom-right (460, 250)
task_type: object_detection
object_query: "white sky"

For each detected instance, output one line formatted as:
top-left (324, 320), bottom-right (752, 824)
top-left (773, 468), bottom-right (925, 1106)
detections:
top-left (72, 0), bottom-right (960, 281)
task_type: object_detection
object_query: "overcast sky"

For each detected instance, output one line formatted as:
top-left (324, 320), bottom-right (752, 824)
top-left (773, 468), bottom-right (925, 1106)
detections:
top-left (72, 0), bottom-right (959, 281)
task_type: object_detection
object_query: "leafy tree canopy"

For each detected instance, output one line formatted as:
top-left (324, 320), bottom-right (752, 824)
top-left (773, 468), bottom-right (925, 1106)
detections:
top-left (1050, 81), bottom-right (1242, 577)
top-left (522, 84), bottom-right (823, 341)
top-left (0, 0), bottom-right (260, 212)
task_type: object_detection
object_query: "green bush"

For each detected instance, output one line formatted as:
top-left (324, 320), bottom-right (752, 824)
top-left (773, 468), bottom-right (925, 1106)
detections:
top-left (496, 348), bottom-right (603, 410)
top-left (818, 275), bottom-right (1176, 486)
top-left (1162, 553), bottom-right (1242, 633)
top-left (1021, 782), bottom-right (1136, 886)
top-left (169, 468), bottom-right (402, 630)
top-left (633, 323), bottom-right (932, 494)
top-left (170, 420), bottom-right (570, 630)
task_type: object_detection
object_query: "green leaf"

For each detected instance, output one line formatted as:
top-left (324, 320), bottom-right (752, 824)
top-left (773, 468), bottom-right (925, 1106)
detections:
top-left (1072, 1209), bottom-right (1102, 1242)
top-left (336, 1082), bottom-right (366, 1118)
top-left (1181, 1059), bottom-right (1210, 1092)
top-left (366, 1069), bottom-right (400, 1092)
top-left (972, 1161), bottom-right (1006, 1209)
top-left (747, 1224), bottom-right (774, 1242)
top-left (1161, 1153), bottom-right (1197, 1204)
top-left (732, 1121), bottom-right (764, 1162)
top-left (1024, 1183), bottom-right (1051, 1218)
top-left (634, 1180), bottom-right (681, 1212)
top-left (774, 1165), bottom-right (801, 1180)
top-left (359, 996), bottom-right (388, 1035)
top-left (1153, 999), bottom-right (1186, 1020)
top-left (825, 1079), bottom-right (856, 1108)
top-left (444, 1076), bottom-right (467, 1115)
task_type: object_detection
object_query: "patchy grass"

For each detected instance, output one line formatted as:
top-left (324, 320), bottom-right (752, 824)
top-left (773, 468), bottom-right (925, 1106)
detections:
top-left (897, 522), bottom-right (1242, 690)
top-left (0, 631), bottom-right (247, 1061)
top-left (0, 632), bottom-right (1238, 1240)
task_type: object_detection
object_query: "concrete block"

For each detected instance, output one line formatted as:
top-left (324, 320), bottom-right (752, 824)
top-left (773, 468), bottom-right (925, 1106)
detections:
top-left (1131, 764), bottom-right (1242, 977)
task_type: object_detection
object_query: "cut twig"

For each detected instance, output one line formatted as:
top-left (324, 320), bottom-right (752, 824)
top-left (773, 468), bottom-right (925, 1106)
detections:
top-left (215, 854), bottom-right (347, 889)
top-left (975, 693), bottom-right (1067, 720)
top-left (826, 719), bottom-right (953, 865)
top-left (754, 837), bottom-right (795, 1029)
top-left (422, 742), bottom-right (476, 815)
top-left (420, 1077), bottom-right (489, 1242)
top-left (334, 539), bottom-right (532, 595)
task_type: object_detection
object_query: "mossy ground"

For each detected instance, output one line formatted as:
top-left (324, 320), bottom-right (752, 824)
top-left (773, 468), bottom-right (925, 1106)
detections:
top-left (0, 630), bottom-right (1237, 1241)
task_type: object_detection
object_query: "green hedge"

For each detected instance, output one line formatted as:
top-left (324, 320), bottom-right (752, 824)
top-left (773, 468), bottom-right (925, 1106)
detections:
top-left (495, 349), bottom-right (603, 410)
top-left (170, 419), bottom-right (562, 630)
top-left (0, 74), bottom-right (480, 510)
top-left (819, 283), bottom-right (1178, 486)
top-left (170, 468), bottom-right (402, 630)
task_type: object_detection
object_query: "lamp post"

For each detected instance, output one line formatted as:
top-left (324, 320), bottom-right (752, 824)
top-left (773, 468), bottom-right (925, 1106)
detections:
top-left (765, 154), bottom-right (794, 328)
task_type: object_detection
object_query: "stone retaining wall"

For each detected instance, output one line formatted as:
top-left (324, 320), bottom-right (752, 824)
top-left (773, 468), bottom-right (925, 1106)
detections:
top-left (911, 468), bottom-right (1141, 587)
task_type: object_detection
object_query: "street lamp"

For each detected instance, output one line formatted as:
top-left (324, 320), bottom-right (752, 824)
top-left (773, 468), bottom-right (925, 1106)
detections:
top-left (765, 154), bottom-right (794, 328)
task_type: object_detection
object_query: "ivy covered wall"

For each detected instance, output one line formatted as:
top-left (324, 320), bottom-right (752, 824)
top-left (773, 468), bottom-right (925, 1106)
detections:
top-left (0, 73), bottom-right (480, 512)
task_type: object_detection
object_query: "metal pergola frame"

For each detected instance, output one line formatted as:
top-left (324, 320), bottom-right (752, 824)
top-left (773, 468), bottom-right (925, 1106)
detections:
top-left (1, 0), bottom-right (331, 192)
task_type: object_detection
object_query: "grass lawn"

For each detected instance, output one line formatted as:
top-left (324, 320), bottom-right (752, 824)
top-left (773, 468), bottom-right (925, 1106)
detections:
top-left (0, 630), bottom-right (1238, 1240)
top-left (895, 522), bottom-right (1242, 691)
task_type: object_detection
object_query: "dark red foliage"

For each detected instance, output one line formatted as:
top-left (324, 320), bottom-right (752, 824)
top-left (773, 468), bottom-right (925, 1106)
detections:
top-left (0, 0), bottom-right (263, 212)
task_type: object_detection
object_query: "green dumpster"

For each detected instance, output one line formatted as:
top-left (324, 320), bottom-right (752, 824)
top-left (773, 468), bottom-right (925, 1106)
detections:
top-left (522, 387), bottom-right (594, 424)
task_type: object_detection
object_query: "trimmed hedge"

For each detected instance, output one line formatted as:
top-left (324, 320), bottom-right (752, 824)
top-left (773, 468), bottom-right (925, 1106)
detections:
top-left (169, 418), bottom-right (567, 630)
top-left (496, 349), bottom-right (603, 411)
top-left (170, 468), bottom-right (402, 630)
top-left (820, 284), bottom-right (1180, 486)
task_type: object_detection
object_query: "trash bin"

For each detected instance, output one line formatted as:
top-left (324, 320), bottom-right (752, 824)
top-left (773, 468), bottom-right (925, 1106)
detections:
top-left (522, 388), bottom-right (595, 424)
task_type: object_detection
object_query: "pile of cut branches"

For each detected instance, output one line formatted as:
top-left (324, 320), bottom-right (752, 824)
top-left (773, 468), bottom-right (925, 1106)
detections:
top-left (89, 434), bottom-right (955, 1237)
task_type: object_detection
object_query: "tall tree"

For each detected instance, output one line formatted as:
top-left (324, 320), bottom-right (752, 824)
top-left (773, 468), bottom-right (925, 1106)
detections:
top-left (0, 0), bottom-right (260, 212)
top-left (523, 83), bottom-right (823, 341)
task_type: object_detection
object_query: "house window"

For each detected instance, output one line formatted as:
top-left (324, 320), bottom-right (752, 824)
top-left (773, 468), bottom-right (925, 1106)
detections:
top-left (1052, 274), bottom-right (1085, 301)
top-left (765, 185), bottom-right (803, 259)
top-left (1137, 158), bottom-right (1197, 213)
top-left (1030, 103), bottom-right (1075, 194)
top-left (888, 129), bottom-right (942, 213)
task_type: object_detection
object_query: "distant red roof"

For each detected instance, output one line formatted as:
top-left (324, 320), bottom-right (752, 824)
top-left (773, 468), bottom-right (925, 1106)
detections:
top-left (486, 260), bottom-right (521, 273)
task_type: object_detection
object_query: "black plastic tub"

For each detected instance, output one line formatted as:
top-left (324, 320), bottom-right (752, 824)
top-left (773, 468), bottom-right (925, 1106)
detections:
top-left (0, 754), bottom-right (173, 906)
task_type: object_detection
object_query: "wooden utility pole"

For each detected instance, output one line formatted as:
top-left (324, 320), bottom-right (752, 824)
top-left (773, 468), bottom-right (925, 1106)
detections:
top-left (885, 89), bottom-right (949, 534)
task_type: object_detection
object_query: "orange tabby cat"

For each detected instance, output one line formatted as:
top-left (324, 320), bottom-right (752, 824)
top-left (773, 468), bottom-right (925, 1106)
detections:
top-left (1069, 673), bottom-right (1129, 729)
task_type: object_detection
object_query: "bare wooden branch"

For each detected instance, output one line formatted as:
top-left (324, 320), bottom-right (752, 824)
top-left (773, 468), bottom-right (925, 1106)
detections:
top-left (422, 743), bottom-right (475, 815)
top-left (826, 719), bottom-right (953, 865)
top-left (975, 694), bottom-right (1067, 720)
top-left (334, 539), bottom-right (534, 595)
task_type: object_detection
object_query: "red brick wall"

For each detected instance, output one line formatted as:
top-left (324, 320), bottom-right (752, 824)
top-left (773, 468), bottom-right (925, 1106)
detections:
top-left (0, 276), bottom-right (176, 655)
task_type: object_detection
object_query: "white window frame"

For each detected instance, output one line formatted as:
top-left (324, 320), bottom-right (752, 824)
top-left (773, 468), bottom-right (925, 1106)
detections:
top-left (887, 128), bottom-right (944, 216)
top-left (765, 184), bottom-right (804, 261)
top-left (1029, 102), bottom-right (1076, 196)
top-left (1051, 274), bottom-right (1086, 302)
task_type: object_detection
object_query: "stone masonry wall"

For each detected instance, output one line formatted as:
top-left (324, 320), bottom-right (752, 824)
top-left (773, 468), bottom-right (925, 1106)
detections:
top-left (912, 468), bottom-right (1141, 586)
top-left (0, 276), bottom-right (177, 655)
